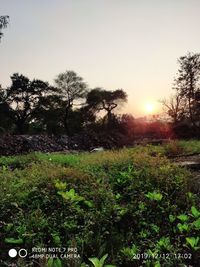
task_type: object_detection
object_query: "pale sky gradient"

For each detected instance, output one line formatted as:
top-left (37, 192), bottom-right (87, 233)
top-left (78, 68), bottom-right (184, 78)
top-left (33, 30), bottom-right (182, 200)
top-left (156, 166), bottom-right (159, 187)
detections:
top-left (1, 0), bottom-right (200, 116)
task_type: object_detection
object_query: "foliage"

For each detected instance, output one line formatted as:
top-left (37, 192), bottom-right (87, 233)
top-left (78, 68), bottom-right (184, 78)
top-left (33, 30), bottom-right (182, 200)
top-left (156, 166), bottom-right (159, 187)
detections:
top-left (54, 70), bottom-right (88, 134)
top-left (0, 145), bottom-right (199, 266)
top-left (34, 94), bottom-right (65, 134)
top-left (86, 88), bottom-right (127, 127)
top-left (47, 258), bottom-right (62, 267)
top-left (162, 52), bottom-right (200, 137)
top-left (2, 73), bottom-right (55, 133)
top-left (0, 15), bottom-right (9, 40)
top-left (88, 254), bottom-right (116, 267)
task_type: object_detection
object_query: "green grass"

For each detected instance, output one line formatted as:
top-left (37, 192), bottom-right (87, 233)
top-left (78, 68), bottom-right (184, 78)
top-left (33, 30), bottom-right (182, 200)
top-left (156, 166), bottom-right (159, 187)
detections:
top-left (0, 141), bottom-right (200, 267)
top-left (1, 139), bottom-right (200, 170)
top-left (178, 140), bottom-right (200, 154)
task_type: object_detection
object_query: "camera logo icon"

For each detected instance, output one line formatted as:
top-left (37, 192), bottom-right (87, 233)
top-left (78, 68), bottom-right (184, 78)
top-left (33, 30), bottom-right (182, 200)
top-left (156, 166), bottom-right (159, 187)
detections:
top-left (8, 248), bottom-right (28, 258)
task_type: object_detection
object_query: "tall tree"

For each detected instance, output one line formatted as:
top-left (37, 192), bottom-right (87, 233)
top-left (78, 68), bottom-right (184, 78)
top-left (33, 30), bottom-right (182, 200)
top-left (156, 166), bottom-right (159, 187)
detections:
top-left (0, 16), bottom-right (9, 41)
top-left (55, 70), bottom-right (88, 135)
top-left (174, 52), bottom-right (200, 129)
top-left (161, 94), bottom-right (186, 124)
top-left (86, 88), bottom-right (127, 126)
top-left (3, 73), bottom-right (54, 134)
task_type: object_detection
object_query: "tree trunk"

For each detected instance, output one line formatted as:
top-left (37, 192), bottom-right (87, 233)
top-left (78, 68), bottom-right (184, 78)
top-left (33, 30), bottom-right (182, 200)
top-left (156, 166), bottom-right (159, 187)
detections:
top-left (63, 105), bottom-right (71, 135)
top-left (16, 120), bottom-right (25, 134)
top-left (107, 110), bottom-right (113, 130)
top-left (188, 78), bottom-right (199, 132)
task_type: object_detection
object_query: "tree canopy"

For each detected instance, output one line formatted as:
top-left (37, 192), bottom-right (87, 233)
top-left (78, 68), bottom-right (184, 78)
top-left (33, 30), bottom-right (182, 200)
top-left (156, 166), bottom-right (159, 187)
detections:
top-left (3, 73), bottom-right (54, 133)
top-left (55, 70), bottom-right (88, 134)
top-left (0, 16), bottom-right (9, 40)
top-left (86, 88), bottom-right (127, 125)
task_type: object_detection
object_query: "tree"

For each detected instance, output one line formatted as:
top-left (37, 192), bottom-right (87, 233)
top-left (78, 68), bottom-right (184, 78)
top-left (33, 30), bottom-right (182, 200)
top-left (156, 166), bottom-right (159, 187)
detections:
top-left (55, 70), bottom-right (88, 135)
top-left (174, 52), bottom-right (200, 129)
top-left (3, 73), bottom-right (54, 134)
top-left (161, 93), bottom-right (186, 124)
top-left (33, 94), bottom-right (65, 134)
top-left (0, 100), bottom-right (13, 133)
top-left (0, 16), bottom-right (9, 41)
top-left (119, 114), bottom-right (135, 135)
top-left (86, 88), bottom-right (127, 126)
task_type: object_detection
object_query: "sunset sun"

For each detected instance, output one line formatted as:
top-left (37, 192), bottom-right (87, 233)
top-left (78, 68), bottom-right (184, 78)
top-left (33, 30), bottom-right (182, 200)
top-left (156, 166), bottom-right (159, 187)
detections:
top-left (145, 103), bottom-right (154, 114)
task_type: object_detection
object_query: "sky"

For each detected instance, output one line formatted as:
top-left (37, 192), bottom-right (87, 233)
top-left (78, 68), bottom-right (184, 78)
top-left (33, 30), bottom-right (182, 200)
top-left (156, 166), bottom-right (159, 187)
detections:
top-left (1, 0), bottom-right (200, 116)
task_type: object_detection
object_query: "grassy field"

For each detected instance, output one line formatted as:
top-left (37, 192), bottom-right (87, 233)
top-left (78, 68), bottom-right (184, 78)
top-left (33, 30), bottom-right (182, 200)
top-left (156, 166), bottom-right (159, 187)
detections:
top-left (0, 141), bottom-right (200, 267)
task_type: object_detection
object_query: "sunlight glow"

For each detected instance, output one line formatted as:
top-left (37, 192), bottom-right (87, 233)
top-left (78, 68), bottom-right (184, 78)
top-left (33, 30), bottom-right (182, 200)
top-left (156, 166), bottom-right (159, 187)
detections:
top-left (145, 103), bottom-right (154, 114)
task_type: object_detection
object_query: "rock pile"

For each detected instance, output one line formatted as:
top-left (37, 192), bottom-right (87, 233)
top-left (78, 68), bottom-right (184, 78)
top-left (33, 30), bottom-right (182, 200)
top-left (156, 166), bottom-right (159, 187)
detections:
top-left (0, 135), bottom-right (69, 155)
top-left (0, 130), bottom-right (134, 155)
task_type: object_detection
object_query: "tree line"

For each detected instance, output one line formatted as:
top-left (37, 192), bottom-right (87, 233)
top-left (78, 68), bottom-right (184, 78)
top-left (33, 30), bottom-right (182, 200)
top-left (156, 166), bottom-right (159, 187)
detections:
top-left (0, 71), bottom-right (128, 136)
top-left (2, 52), bottom-right (200, 140)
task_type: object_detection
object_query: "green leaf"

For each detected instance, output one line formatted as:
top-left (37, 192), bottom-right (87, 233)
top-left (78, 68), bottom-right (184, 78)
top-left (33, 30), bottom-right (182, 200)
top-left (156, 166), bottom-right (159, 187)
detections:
top-left (47, 258), bottom-right (54, 267)
top-left (2, 165), bottom-right (7, 171)
top-left (51, 233), bottom-right (61, 246)
top-left (177, 223), bottom-right (189, 232)
top-left (154, 262), bottom-right (161, 267)
top-left (157, 237), bottom-right (171, 250)
top-left (59, 188), bottom-right (84, 203)
top-left (138, 202), bottom-right (146, 210)
top-left (191, 206), bottom-right (200, 218)
top-left (145, 191), bottom-right (163, 201)
top-left (186, 237), bottom-right (196, 247)
top-left (151, 224), bottom-right (160, 233)
top-left (186, 237), bottom-right (200, 250)
top-left (193, 218), bottom-right (200, 230)
top-left (5, 237), bottom-right (23, 244)
top-left (115, 193), bottom-right (121, 200)
top-left (177, 214), bottom-right (189, 222)
top-left (169, 214), bottom-right (176, 223)
top-left (84, 200), bottom-right (94, 208)
top-left (89, 257), bottom-right (100, 267)
top-left (187, 192), bottom-right (193, 199)
top-left (54, 258), bottom-right (62, 267)
top-left (100, 254), bottom-right (108, 265)
top-left (68, 188), bottom-right (75, 197)
top-left (55, 181), bottom-right (67, 191)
